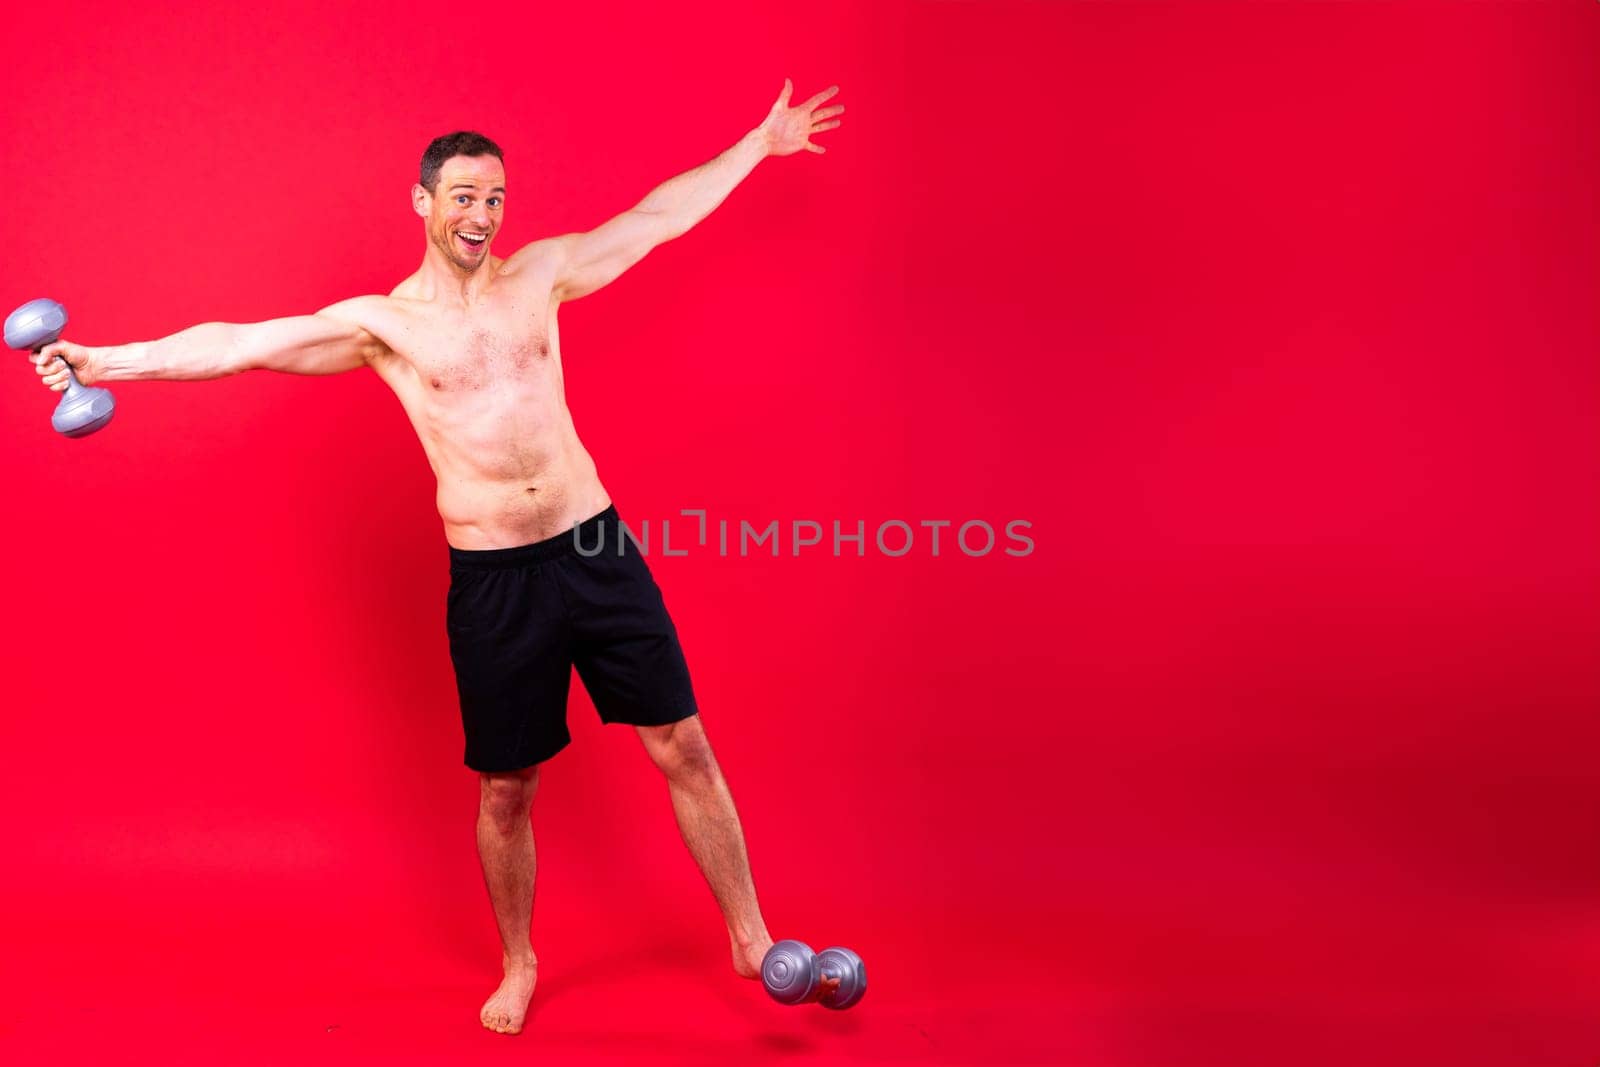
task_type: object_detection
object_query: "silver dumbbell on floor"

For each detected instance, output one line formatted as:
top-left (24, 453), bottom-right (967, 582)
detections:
top-left (761, 939), bottom-right (867, 1010)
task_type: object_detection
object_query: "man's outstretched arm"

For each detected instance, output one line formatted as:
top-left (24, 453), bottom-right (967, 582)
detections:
top-left (540, 79), bottom-right (844, 303)
top-left (32, 297), bottom-right (386, 389)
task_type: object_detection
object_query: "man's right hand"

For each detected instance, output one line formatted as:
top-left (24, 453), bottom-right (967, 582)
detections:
top-left (32, 340), bottom-right (101, 390)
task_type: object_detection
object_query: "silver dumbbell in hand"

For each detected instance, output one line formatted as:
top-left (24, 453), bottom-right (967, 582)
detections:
top-left (5, 298), bottom-right (116, 437)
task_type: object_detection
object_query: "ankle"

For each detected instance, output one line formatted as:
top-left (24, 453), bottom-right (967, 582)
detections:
top-left (732, 929), bottom-right (772, 953)
top-left (502, 952), bottom-right (538, 973)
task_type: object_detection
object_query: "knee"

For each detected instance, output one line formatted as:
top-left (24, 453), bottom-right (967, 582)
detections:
top-left (479, 767), bottom-right (538, 828)
top-left (642, 716), bottom-right (716, 782)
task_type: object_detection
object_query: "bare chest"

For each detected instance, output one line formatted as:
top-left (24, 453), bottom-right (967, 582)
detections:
top-left (387, 303), bottom-right (558, 398)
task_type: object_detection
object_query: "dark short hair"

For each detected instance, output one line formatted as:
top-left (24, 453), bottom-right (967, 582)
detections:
top-left (420, 131), bottom-right (504, 194)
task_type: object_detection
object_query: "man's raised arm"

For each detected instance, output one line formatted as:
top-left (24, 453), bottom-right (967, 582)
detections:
top-left (32, 297), bottom-right (386, 391)
top-left (540, 79), bottom-right (844, 303)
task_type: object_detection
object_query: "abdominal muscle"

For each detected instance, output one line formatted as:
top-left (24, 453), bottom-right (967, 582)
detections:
top-left (394, 362), bottom-right (612, 551)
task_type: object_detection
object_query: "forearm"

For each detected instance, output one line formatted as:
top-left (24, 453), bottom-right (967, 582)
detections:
top-left (97, 322), bottom-right (247, 382)
top-left (635, 128), bottom-right (769, 236)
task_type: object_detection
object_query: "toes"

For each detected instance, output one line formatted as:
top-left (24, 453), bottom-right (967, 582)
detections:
top-left (480, 981), bottom-right (534, 1036)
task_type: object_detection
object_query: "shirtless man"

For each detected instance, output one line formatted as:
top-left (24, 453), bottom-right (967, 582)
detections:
top-left (32, 79), bottom-right (845, 1035)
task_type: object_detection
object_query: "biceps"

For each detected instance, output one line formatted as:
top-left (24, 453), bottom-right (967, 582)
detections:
top-left (555, 209), bottom-right (677, 302)
top-left (239, 314), bottom-right (375, 375)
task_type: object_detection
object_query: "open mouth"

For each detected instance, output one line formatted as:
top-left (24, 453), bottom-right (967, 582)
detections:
top-left (456, 231), bottom-right (488, 253)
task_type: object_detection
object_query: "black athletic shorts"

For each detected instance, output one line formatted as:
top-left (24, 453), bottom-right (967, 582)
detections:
top-left (445, 504), bottom-right (698, 772)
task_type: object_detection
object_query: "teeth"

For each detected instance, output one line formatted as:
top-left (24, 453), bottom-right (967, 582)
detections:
top-left (459, 232), bottom-right (486, 243)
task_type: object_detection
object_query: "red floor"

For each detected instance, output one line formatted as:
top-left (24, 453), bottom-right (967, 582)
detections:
top-left (4, 878), bottom-right (1597, 1066)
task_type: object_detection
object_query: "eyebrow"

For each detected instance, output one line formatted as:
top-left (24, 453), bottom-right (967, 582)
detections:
top-left (449, 183), bottom-right (506, 193)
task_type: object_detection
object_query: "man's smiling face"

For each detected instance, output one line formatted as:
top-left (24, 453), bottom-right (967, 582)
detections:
top-left (417, 154), bottom-right (506, 271)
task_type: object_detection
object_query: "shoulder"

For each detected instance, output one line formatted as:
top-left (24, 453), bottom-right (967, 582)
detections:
top-left (316, 293), bottom-right (392, 324)
top-left (502, 237), bottom-right (572, 281)
top-left (312, 295), bottom-right (399, 363)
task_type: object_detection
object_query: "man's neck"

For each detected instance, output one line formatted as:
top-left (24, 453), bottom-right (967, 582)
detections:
top-left (414, 248), bottom-right (498, 307)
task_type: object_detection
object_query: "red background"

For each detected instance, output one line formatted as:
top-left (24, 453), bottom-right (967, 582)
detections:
top-left (3, 1), bottom-right (1598, 1064)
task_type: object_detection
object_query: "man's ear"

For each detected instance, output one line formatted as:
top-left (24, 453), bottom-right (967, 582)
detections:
top-left (412, 183), bottom-right (431, 218)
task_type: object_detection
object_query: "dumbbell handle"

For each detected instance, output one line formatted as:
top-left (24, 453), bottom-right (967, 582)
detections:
top-left (793, 956), bottom-right (848, 1004)
top-left (36, 346), bottom-right (90, 394)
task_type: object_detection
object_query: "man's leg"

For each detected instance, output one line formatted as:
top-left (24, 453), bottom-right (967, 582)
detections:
top-left (477, 765), bottom-right (540, 1034)
top-left (636, 714), bottom-right (778, 978)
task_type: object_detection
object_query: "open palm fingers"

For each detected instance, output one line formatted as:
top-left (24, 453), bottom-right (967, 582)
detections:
top-left (802, 85), bottom-right (840, 111)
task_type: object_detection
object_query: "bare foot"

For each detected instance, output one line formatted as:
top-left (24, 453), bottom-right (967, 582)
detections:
top-left (734, 938), bottom-right (772, 980)
top-left (737, 939), bottom-right (840, 999)
top-left (480, 959), bottom-right (538, 1035)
